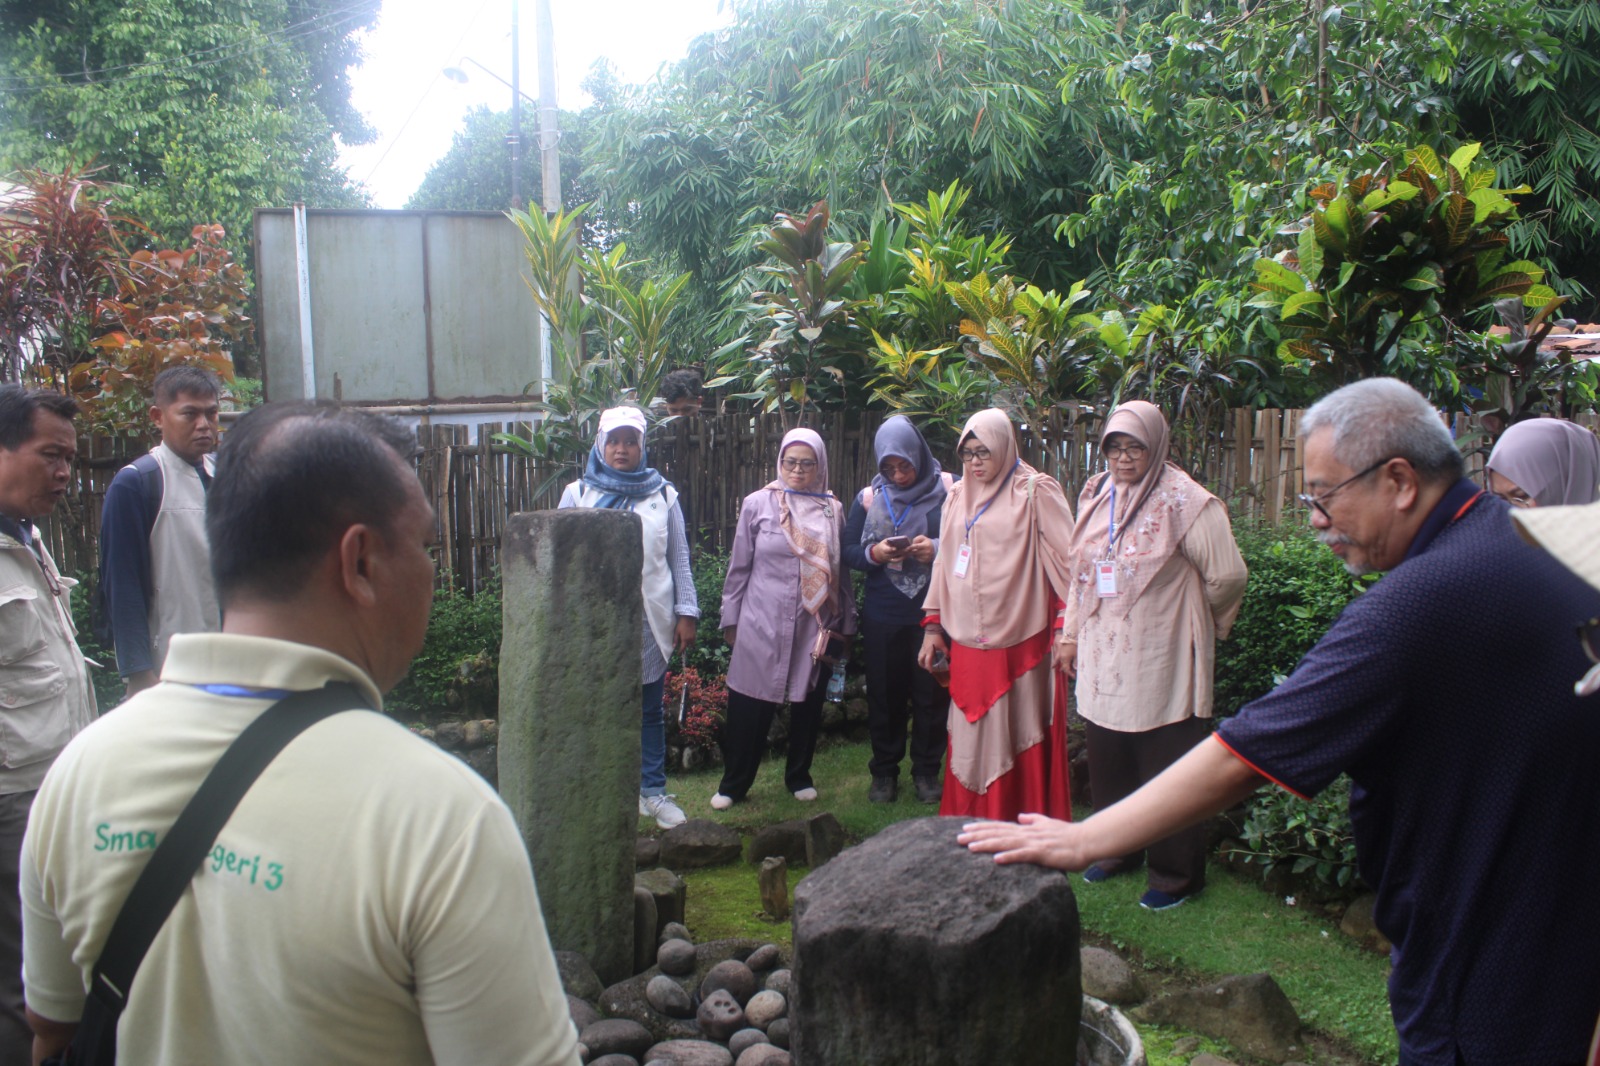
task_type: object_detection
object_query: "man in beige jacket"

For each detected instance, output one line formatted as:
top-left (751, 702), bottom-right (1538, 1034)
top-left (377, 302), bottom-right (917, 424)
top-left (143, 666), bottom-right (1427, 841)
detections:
top-left (0, 385), bottom-right (97, 1065)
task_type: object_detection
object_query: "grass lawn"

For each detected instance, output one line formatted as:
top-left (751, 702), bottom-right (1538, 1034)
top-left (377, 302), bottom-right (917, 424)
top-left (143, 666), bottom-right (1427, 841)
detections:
top-left (648, 735), bottom-right (1397, 1065)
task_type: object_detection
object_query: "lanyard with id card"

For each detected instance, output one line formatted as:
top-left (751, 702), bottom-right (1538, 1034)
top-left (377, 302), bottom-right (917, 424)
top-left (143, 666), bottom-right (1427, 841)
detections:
top-left (1098, 483), bottom-right (1127, 597)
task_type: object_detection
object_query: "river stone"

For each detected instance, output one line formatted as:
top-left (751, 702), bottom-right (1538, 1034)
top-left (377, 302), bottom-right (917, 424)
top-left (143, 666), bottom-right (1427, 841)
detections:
top-left (644, 1041), bottom-right (735, 1066)
top-left (735, 1047), bottom-right (791, 1066)
top-left (699, 959), bottom-right (758, 1006)
top-left (501, 510), bottom-right (641, 985)
top-left (790, 816), bottom-right (1080, 1065)
top-left (744, 990), bottom-right (786, 1030)
top-left (637, 868), bottom-right (688, 932)
top-left (636, 837), bottom-right (661, 868)
top-left (557, 951), bottom-right (605, 1003)
top-left (763, 969), bottom-right (790, 996)
top-left (745, 944), bottom-right (781, 972)
top-left (764, 1019), bottom-right (789, 1049)
top-left (590, 1056), bottom-right (641, 1066)
top-left (728, 1028), bottom-right (770, 1056)
top-left (657, 938), bottom-right (697, 976)
top-left (567, 993), bottom-right (601, 1032)
top-left (1339, 893), bottom-right (1392, 954)
top-left (803, 812), bottom-right (846, 867)
top-left (634, 887), bottom-right (660, 975)
top-left (1131, 972), bottom-right (1303, 1063)
top-left (1080, 946), bottom-right (1146, 1005)
top-left (580, 1018), bottom-right (655, 1060)
top-left (661, 819), bottom-right (743, 869)
top-left (659, 922), bottom-right (691, 945)
top-left (646, 974), bottom-right (694, 1018)
top-left (697, 988), bottom-right (746, 1041)
top-left (745, 820), bottom-right (808, 865)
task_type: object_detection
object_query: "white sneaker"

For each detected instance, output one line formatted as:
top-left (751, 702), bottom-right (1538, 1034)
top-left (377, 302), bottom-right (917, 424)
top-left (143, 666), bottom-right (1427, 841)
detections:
top-left (793, 787), bottom-right (819, 802)
top-left (710, 793), bottom-right (734, 811)
top-left (640, 793), bottom-right (687, 829)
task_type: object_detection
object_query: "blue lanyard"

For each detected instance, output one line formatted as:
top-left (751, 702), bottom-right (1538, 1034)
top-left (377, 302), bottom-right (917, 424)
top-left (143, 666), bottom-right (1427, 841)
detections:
top-left (1108, 484), bottom-right (1120, 547)
top-left (964, 460), bottom-right (1019, 540)
top-left (889, 500), bottom-right (911, 531)
top-left (191, 684), bottom-right (296, 699)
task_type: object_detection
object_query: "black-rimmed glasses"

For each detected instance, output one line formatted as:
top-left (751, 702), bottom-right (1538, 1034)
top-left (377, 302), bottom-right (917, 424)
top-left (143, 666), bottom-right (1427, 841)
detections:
top-left (958, 447), bottom-right (992, 463)
top-left (1297, 457), bottom-right (1397, 521)
top-left (780, 458), bottom-right (818, 472)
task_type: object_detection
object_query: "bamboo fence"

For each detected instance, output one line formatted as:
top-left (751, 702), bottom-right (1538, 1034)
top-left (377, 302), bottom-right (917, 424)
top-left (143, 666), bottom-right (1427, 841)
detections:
top-left (36, 408), bottom-right (1599, 592)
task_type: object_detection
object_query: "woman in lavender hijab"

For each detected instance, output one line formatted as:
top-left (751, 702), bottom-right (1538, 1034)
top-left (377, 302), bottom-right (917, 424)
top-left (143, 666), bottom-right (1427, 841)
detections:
top-left (1484, 418), bottom-right (1600, 508)
top-left (714, 428), bottom-right (857, 809)
top-left (559, 407), bottom-right (699, 829)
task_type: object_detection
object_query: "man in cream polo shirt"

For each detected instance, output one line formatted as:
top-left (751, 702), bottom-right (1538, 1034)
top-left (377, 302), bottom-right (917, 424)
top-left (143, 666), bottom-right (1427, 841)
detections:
top-left (22, 403), bottom-right (580, 1066)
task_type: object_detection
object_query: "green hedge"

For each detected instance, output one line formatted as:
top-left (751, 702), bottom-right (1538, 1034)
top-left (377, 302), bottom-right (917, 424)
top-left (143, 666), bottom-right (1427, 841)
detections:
top-left (1214, 518), bottom-right (1370, 718)
top-left (1214, 519), bottom-right (1372, 891)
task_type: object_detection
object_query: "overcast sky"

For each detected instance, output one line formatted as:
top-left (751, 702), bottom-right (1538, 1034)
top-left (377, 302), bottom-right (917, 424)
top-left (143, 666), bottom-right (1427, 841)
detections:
top-left (337, 0), bottom-right (733, 208)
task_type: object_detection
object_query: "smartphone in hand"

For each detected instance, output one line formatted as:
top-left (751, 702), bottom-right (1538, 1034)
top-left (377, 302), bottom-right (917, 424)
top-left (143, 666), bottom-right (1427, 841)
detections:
top-left (884, 535), bottom-right (912, 551)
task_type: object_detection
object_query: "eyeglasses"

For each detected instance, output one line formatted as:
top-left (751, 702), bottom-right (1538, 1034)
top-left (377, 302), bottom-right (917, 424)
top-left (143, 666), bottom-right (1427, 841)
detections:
top-left (958, 447), bottom-right (992, 463)
top-left (1580, 618), bottom-right (1600, 665)
top-left (1297, 457), bottom-right (1396, 521)
top-left (780, 458), bottom-right (818, 472)
top-left (1103, 443), bottom-right (1147, 459)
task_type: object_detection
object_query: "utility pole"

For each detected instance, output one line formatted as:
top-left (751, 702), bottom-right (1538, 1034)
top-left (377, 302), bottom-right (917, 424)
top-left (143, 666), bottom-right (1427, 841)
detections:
top-left (510, 0), bottom-right (522, 211)
top-left (535, 0), bottom-right (559, 386)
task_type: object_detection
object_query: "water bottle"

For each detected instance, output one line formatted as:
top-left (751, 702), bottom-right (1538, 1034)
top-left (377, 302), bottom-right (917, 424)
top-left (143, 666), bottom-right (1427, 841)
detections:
top-left (826, 661), bottom-right (846, 703)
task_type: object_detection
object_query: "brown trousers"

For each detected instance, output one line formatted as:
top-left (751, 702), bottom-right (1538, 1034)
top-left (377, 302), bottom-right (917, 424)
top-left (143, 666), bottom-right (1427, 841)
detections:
top-left (1084, 715), bottom-right (1210, 896)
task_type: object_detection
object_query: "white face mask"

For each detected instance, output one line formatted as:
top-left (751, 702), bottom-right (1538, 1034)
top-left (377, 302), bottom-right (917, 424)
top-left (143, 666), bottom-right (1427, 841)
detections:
top-left (1577, 661), bottom-right (1600, 699)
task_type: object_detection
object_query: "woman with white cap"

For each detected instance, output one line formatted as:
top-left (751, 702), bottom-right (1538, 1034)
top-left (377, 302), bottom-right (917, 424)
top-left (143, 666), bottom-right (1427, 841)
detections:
top-left (559, 406), bottom-right (699, 828)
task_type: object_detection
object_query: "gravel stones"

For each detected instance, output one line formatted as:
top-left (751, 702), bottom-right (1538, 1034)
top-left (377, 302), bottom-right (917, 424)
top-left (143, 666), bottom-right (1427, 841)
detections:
top-left (743, 990), bottom-right (787, 1030)
top-left (699, 960), bottom-right (758, 1006)
top-left (727, 1029), bottom-right (770, 1057)
top-left (580, 1018), bottom-right (655, 1059)
top-left (646, 975), bottom-right (693, 1018)
top-left (644, 1039), bottom-right (736, 1066)
top-left (696, 989), bottom-right (746, 1041)
top-left (657, 938), bottom-right (696, 976)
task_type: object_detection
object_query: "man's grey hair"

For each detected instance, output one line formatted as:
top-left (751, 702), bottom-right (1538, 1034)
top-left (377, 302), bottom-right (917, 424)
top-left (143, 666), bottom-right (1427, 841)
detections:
top-left (1300, 378), bottom-right (1464, 485)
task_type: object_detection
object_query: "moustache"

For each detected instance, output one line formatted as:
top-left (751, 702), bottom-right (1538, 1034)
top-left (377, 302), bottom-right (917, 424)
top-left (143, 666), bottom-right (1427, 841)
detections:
top-left (1317, 532), bottom-right (1354, 549)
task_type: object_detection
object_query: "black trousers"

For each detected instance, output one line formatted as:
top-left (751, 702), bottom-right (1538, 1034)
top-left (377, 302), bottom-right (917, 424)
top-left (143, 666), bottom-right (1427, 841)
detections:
top-left (863, 618), bottom-right (947, 780)
top-left (718, 681), bottom-right (826, 799)
top-left (1084, 715), bottom-right (1210, 896)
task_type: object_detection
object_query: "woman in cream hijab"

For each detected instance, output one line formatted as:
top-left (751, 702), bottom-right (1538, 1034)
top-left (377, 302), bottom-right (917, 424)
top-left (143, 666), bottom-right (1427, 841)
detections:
top-left (918, 409), bottom-right (1077, 821)
top-left (1059, 401), bottom-right (1247, 911)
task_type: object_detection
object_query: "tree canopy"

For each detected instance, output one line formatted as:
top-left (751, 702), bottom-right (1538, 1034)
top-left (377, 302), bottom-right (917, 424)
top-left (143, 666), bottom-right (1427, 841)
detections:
top-left (0, 0), bottom-right (379, 250)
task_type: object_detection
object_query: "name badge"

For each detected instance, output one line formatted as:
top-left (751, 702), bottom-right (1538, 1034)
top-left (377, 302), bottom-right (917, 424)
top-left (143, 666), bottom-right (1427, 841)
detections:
top-left (1096, 560), bottom-right (1119, 597)
top-left (953, 542), bottom-right (972, 579)
top-left (887, 558), bottom-right (903, 571)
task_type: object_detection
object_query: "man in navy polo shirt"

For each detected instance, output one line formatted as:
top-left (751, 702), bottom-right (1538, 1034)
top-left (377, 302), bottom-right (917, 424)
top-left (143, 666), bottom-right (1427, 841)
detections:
top-left (961, 378), bottom-right (1600, 1066)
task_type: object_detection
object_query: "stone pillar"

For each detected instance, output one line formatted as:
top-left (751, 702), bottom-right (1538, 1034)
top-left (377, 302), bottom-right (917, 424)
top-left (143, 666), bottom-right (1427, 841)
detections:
top-left (791, 817), bottom-right (1081, 1064)
top-left (499, 509), bottom-right (642, 985)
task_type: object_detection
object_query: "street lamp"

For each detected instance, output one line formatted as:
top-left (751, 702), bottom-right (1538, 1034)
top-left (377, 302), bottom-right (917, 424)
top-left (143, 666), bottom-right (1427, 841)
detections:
top-left (442, 57), bottom-right (532, 210)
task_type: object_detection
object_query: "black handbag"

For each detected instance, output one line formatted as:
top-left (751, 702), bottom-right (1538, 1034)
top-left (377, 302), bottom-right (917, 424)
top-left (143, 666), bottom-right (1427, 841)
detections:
top-left (45, 682), bottom-right (366, 1065)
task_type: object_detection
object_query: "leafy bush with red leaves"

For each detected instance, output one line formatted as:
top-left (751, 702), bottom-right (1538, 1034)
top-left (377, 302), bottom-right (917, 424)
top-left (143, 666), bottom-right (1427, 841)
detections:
top-left (664, 666), bottom-right (726, 763)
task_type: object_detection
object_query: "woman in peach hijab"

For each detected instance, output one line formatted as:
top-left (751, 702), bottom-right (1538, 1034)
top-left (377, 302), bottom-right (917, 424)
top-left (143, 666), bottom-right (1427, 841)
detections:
top-left (918, 409), bottom-right (1077, 821)
top-left (1059, 400), bottom-right (1247, 911)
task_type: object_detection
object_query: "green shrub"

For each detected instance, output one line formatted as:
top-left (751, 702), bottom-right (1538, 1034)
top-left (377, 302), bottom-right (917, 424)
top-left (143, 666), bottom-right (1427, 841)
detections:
top-left (388, 574), bottom-right (502, 720)
top-left (1214, 518), bottom-right (1370, 717)
top-left (1234, 775), bottom-right (1362, 889)
top-left (685, 547), bottom-right (731, 676)
top-left (1213, 519), bottom-right (1370, 892)
top-left (69, 571), bottom-right (127, 710)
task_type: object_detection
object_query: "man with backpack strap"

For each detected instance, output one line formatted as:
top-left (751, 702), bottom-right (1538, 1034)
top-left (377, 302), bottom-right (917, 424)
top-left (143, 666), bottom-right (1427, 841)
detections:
top-left (24, 402), bottom-right (580, 1065)
top-left (97, 366), bottom-right (223, 696)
